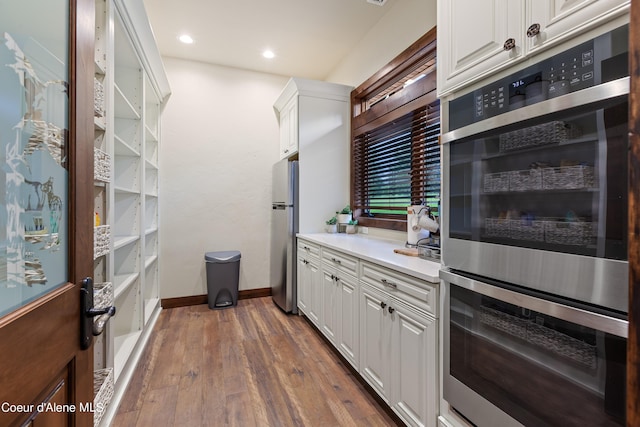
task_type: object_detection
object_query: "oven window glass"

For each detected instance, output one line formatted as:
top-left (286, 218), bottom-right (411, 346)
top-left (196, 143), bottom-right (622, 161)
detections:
top-left (449, 284), bottom-right (625, 426)
top-left (448, 99), bottom-right (628, 260)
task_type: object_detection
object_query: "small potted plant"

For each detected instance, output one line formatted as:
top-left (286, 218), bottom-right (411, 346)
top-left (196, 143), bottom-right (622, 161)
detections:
top-left (325, 216), bottom-right (338, 233)
top-left (336, 205), bottom-right (352, 224)
top-left (346, 219), bottom-right (358, 234)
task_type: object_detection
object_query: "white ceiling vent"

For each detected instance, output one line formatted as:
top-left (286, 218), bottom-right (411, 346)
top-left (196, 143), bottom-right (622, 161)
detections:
top-left (367, 0), bottom-right (387, 5)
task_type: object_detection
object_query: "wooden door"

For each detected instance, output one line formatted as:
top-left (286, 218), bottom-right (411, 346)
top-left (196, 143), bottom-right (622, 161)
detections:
top-left (0, 0), bottom-right (95, 426)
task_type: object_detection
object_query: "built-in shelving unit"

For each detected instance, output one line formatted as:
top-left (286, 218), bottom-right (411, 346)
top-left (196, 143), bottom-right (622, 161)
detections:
top-left (92, 0), bottom-right (170, 424)
top-left (93, 0), bottom-right (112, 425)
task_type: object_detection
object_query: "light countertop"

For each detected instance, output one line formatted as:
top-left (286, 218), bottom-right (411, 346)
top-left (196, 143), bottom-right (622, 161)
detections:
top-left (297, 233), bottom-right (442, 284)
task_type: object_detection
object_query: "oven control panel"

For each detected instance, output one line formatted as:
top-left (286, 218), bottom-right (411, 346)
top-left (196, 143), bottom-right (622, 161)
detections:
top-left (449, 24), bottom-right (628, 131)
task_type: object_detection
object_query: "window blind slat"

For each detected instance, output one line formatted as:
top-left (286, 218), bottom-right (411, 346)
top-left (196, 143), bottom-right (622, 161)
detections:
top-left (353, 101), bottom-right (440, 214)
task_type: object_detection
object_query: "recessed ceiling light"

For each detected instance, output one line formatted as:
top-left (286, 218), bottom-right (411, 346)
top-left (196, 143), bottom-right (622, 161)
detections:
top-left (179, 34), bottom-right (194, 44)
top-left (262, 50), bottom-right (275, 59)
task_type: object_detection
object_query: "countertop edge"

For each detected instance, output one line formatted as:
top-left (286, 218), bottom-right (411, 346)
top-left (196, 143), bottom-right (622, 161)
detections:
top-left (297, 233), bottom-right (441, 284)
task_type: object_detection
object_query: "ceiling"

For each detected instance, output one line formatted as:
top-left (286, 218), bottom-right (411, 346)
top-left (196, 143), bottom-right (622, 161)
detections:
top-left (142, 0), bottom-right (397, 80)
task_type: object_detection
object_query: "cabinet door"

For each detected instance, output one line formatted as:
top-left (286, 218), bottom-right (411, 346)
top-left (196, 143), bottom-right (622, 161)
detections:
top-left (437, 0), bottom-right (525, 96)
top-left (287, 98), bottom-right (298, 155)
top-left (337, 273), bottom-right (359, 369)
top-left (279, 102), bottom-right (291, 159)
top-left (279, 97), bottom-right (298, 159)
top-left (297, 254), bottom-right (311, 315)
top-left (308, 256), bottom-right (322, 327)
top-left (359, 284), bottom-right (392, 401)
top-left (298, 254), bottom-right (321, 327)
top-left (321, 267), bottom-right (338, 345)
top-left (527, 0), bottom-right (629, 55)
top-left (391, 304), bottom-right (437, 427)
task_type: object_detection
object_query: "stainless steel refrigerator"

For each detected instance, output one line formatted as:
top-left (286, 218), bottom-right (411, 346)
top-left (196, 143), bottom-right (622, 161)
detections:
top-left (270, 159), bottom-right (298, 313)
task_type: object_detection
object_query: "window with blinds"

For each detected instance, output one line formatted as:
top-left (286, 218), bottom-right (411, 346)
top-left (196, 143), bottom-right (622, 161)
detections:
top-left (350, 28), bottom-right (439, 231)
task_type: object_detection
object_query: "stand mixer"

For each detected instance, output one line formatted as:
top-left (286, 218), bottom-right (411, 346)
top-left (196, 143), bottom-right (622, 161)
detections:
top-left (406, 205), bottom-right (441, 260)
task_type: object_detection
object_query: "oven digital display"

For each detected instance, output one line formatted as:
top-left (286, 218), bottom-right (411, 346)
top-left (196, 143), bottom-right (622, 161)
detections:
top-left (508, 71), bottom-right (542, 99)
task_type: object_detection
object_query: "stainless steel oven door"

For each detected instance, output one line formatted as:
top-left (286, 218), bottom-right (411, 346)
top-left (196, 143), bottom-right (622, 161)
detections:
top-left (441, 77), bottom-right (629, 313)
top-left (441, 269), bottom-right (627, 427)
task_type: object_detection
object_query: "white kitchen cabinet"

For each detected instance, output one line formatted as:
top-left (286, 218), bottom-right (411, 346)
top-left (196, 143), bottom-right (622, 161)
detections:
top-left (359, 263), bottom-right (438, 427)
top-left (360, 282), bottom-right (437, 427)
top-left (297, 239), bottom-right (321, 327)
top-left (92, 0), bottom-right (170, 424)
top-left (437, 0), bottom-right (524, 97)
top-left (274, 78), bottom-right (352, 233)
top-left (321, 267), bottom-right (339, 345)
top-left (526, 0), bottom-right (629, 55)
top-left (277, 96), bottom-right (298, 159)
top-left (393, 299), bottom-right (437, 427)
top-left (296, 235), bottom-right (440, 426)
top-left (437, 0), bottom-right (629, 96)
top-left (337, 270), bottom-right (359, 369)
top-left (321, 247), bottom-right (360, 368)
top-left (322, 264), bottom-right (360, 369)
top-left (360, 284), bottom-right (392, 401)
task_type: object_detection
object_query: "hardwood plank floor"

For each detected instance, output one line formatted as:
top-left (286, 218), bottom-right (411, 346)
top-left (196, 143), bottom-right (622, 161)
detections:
top-left (113, 297), bottom-right (401, 427)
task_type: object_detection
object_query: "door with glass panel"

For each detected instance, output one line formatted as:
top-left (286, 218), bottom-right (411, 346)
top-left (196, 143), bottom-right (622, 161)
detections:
top-left (0, 0), bottom-right (95, 425)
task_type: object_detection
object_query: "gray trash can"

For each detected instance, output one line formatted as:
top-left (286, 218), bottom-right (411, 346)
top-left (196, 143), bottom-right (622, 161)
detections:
top-left (204, 250), bottom-right (241, 309)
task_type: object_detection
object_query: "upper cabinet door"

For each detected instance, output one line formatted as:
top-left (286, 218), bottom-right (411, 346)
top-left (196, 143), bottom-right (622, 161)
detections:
top-left (437, 0), bottom-right (525, 97)
top-left (526, 0), bottom-right (630, 55)
top-left (278, 96), bottom-right (298, 160)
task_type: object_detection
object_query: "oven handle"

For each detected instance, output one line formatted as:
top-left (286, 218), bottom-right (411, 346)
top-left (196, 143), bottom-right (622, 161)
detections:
top-left (440, 76), bottom-right (629, 144)
top-left (440, 269), bottom-right (628, 338)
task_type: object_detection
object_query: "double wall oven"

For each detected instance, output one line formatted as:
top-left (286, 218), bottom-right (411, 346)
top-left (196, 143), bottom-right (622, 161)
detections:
top-left (440, 24), bottom-right (629, 427)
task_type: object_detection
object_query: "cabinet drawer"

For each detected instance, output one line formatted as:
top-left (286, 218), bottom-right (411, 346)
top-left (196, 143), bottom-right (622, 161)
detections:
top-left (298, 239), bottom-right (320, 258)
top-left (360, 261), bottom-right (437, 316)
top-left (322, 247), bottom-right (359, 278)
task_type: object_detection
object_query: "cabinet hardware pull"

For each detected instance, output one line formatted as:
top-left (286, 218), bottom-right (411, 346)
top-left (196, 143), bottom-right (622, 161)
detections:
top-left (527, 23), bottom-right (540, 37)
top-left (380, 302), bottom-right (387, 309)
top-left (388, 306), bottom-right (395, 314)
top-left (331, 274), bottom-right (335, 280)
top-left (303, 246), bottom-right (310, 250)
top-left (381, 278), bottom-right (397, 289)
top-left (503, 38), bottom-right (516, 51)
top-left (331, 257), bottom-right (341, 264)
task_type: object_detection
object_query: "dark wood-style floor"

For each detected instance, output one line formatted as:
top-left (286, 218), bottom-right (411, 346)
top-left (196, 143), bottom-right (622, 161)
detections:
top-left (113, 297), bottom-right (400, 426)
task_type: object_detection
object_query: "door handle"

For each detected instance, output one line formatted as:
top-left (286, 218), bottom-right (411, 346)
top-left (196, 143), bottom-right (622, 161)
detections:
top-left (92, 307), bottom-right (116, 336)
top-left (81, 277), bottom-right (116, 349)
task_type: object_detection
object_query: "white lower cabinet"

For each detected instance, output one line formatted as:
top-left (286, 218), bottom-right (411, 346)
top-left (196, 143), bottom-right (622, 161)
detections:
top-left (322, 265), bottom-right (360, 369)
top-left (360, 282), bottom-right (437, 427)
top-left (297, 241), bottom-right (321, 327)
top-left (393, 297), bottom-right (437, 427)
top-left (321, 267), bottom-right (339, 344)
top-left (360, 284), bottom-right (393, 400)
top-left (337, 271), bottom-right (359, 369)
top-left (297, 238), bottom-right (438, 426)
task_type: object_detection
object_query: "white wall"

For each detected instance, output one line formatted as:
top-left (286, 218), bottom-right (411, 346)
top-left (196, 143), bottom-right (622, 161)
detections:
top-left (327, 0), bottom-right (437, 87)
top-left (159, 57), bottom-right (287, 299)
top-left (159, 0), bottom-right (437, 298)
